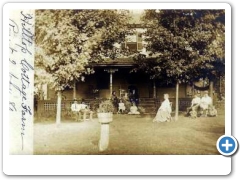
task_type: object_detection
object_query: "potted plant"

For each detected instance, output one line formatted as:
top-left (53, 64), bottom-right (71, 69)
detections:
top-left (97, 100), bottom-right (114, 123)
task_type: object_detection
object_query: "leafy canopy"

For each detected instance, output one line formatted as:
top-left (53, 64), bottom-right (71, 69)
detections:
top-left (133, 10), bottom-right (225, 84)
top-left (35, 9), bottom-right (130, 91)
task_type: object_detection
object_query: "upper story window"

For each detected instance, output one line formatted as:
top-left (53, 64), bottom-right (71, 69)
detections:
top-left (121, 28), bottom-right (146, 52)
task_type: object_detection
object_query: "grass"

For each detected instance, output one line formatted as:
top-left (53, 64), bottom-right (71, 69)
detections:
top-left (34, 112), bottom-right (225, 155)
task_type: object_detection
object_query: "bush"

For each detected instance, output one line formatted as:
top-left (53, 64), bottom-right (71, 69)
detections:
top-left (97, 100), bottom-right (114, 113)
top-left (138, 106), bottom-right (146, 114)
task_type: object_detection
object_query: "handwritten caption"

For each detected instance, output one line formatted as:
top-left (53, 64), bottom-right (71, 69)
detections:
top-left (9, 11), bottom-right (34, 150)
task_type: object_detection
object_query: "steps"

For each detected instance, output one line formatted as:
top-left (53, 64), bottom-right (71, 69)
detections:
top-left (139, 98), bottom-right (157, 114)
top-left (85, 98), bottom-right (158, 114)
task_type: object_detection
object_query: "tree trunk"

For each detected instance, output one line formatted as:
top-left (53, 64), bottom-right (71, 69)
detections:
top-left (175, 81), bottom-right (179, 121)
top-left (209, 80), bottom-right (214, 101)
top-left (73, 81), bottom-right (76, 99)
top-left (56, 91), bottom-right (62, 124)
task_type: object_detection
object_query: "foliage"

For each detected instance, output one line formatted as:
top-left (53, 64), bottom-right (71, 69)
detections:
top-left (35, 10), bottom-right (130, 91)
top-left (133, 10), bottom-right (225, 83)
top-left (137, 106), bottom-right (146, 114)
top-left (97, 100), bottom-right (114, 113)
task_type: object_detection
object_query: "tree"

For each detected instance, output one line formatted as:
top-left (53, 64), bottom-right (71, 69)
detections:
top-left (133, 10), bottom-right (225, 120)
top-left (35, 10), bottom-right (130, 123)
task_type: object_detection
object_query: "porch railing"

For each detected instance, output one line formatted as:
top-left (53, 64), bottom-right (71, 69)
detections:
top-left (155, 98), bottom-right (192, 112)
top-left (35, 98), bottom-right (193, 118)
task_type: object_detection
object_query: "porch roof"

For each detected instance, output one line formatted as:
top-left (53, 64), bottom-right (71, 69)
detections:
top-left (90, 58), bottom-right (136, 67)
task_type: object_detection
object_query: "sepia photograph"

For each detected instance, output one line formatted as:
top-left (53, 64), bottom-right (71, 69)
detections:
top-left (32, 8), bottom-right (226, 155)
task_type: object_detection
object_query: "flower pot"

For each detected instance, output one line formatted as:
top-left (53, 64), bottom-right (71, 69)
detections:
top-left (97, 112), bottom-right (113, 123)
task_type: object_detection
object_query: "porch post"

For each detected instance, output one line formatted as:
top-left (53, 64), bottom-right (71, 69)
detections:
top-left (104, 68), bottom-right (118, 98)
top-left (175, 81), bottom-right (179, 121)
top-left (153, 80), bottom-right (156, 98)
top-left (209, 80), bottom-right (214, 101)
top-left (110, 72), bottom-right (113, 97)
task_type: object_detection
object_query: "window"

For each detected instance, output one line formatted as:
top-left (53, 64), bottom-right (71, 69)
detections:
top-left (121, 30), bottom-right (144, 52)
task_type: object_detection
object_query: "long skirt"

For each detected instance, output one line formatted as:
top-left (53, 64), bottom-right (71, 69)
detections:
top-left (153, 110), bottom-right (171, 122)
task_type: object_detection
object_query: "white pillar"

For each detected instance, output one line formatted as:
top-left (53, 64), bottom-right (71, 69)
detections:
top-left (99, 123), bottom-right (110, 152)
top-left (175, 81), bottom-right (179, 121)
top-left (110, 72), bottom-right (113, 98)
top-left (153, 80), bottom-right (156, 98)
top-left (209, 80), bottom-right (214, 101)
top-left (56, 91), bottom-right (62, 124)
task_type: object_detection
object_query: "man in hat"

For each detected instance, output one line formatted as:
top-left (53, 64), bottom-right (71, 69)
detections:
top-left (186, 93), bottom-right (201, 117)
top-left (79, 100), bottom-right (93, 121)
top-left (200, 91), bottom-right (212, 117)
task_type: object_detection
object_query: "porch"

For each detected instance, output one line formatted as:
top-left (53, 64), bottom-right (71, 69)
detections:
top-left (35, 98), bottom-right (195, 119)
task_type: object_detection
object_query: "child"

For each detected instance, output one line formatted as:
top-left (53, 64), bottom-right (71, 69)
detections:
top-left (208, 105), bottom-right (218, 117)
top-left (118, 100), bottom-right (126, 114)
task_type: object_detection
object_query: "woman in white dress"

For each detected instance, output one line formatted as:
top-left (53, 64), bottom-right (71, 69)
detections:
top-left (153, 94), bottom-right (172, 122)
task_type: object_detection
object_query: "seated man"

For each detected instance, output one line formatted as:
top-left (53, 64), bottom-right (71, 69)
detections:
top-left (186, 94), bottom-right (200, 117)
top-left (71, 99), bottom-right (81, 121)
top-left (200, 91), bottom-right (213, 117)
top-left (79, 101), bottom-right (93, 121)
top-left (128, 103), bottom-right (140, 115)
top-left (118, 100), bottom-right (126, 114)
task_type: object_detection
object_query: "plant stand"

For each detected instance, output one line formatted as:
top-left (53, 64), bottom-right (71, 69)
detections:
top-left (99, 123), bottom-right (110, 152)
top-left (97, 112), bottom-right (113, 152)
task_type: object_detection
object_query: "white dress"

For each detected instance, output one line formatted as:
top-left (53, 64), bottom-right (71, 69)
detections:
top-left (153, 99), bottom-right (172, 122)
top-left (200, 96), bottom-right (212, 110)
top-left (128, 106), bottom-right (140, 115)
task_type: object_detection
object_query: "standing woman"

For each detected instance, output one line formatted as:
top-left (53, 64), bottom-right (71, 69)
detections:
top-left (153, 94), bottom-right (172, 122)
top-left (111, 91), bottom-right (119, 112)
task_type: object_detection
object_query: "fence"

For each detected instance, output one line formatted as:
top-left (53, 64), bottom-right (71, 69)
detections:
top-left (35, 99), bottom-right (103, 119)
top-left (36, 98), bottom-right (193, 118)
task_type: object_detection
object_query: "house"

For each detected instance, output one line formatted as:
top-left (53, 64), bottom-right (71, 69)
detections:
top-left (36, 10), bottom-right (224, 117)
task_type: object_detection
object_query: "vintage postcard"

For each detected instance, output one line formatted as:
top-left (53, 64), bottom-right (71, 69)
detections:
top-left (3, 2), bottom-right (233, 175)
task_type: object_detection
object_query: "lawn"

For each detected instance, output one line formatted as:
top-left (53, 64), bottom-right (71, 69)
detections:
top-left (34, 112), bottom-right (225, 155)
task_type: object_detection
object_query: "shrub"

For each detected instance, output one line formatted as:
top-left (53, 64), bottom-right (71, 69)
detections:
top-left (97, 100), bottom-right (114, 113)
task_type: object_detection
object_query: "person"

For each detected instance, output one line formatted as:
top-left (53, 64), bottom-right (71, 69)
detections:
top-left (79, 101), bottom-right (93, 121)
top-left (134, 91), bottom-right (139, 107)
top-left (128, 103), bottom-right (140, 115)
top-left (186, 94), bottom-right (201, 116)
top-left (128, 92), bottom-right (134, 104)
top-left (129, 88), bottom-right (139, 106)
top-left (111, 91), bottom-right (119, 112)
top-left (208, 105), bottom-right (218, 117)
top-left (200, 91), bottom-right (212, 116)
top-left (118, 99), bottom-right (126, 114)
top-left (153, 94), bottom-right (172, 122)
top-left (79, 100), bottom-right (88, 110)
top-left (219, 93), bottom-right (225, 101)
top-left (71, 99), bottom-right (81, 121)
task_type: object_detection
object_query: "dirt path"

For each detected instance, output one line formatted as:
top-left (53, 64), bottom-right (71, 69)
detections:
top-left (34, 113), bottom-right (224, 155)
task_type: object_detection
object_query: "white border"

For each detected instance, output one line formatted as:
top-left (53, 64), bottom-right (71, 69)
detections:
top-left (3, 2), bottom-right (232, 175)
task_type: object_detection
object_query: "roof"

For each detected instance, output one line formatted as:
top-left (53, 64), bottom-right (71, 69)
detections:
top-left (91, 58), bottom-right (136, 67)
